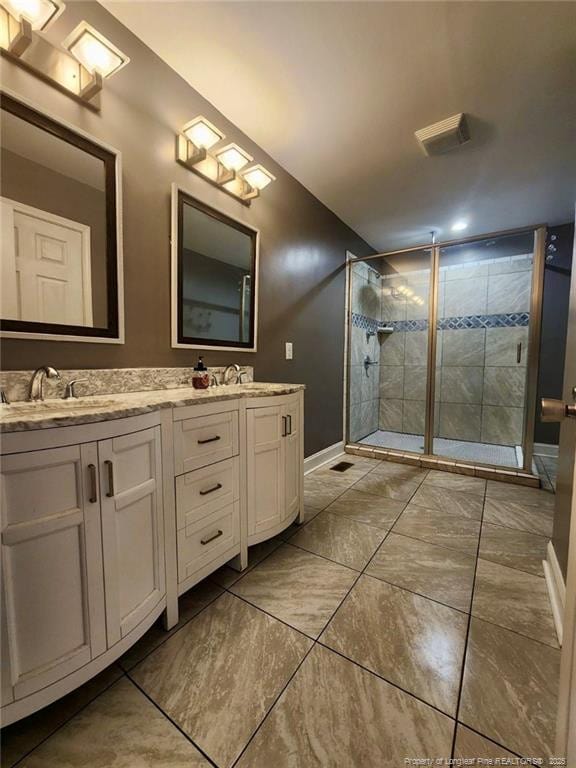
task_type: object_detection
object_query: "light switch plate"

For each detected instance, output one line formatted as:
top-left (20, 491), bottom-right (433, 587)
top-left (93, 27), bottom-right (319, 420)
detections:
top-left (285, 342), bottom-right (293, 360)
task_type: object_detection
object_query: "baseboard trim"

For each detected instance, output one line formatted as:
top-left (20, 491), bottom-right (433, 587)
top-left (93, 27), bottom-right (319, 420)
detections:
top-left (304, 441), bottom-right (345, 475)
top-left (534, 443), bottom-right (559, 458)
top-left (543, 540), bottom-right (566, 646)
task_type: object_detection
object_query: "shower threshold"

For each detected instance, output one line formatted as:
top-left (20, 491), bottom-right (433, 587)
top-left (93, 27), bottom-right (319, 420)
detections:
top-left (359, 430), bottom-right (521, 468)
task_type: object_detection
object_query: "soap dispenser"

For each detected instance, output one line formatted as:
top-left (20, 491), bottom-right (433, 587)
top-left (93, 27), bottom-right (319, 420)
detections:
top-left (192, 356), bottom-right (210, 390)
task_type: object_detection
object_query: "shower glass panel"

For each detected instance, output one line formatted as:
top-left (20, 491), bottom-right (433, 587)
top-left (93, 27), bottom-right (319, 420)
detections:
top-left (348, 249), bottom-right (432, 452)
top-left (432, 232), bottom-right (535, 467)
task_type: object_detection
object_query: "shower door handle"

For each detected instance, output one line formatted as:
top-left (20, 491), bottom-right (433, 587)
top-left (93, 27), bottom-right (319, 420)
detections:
top-left (516, 343), bottom-right (522, 364)
top-left (540, 398), bottom-right (576, 422)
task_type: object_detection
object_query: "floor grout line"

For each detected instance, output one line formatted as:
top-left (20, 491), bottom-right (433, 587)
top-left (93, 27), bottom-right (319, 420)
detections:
top-left (126, 674), bottom-right (220, 768)
top-left (360, 570), bottom-right (471, 616)
top-left (454, 720), bottom-right (523, 759)
top-left (387, 525), bottom-right (480, 557)
top-left (449, 482), bottom-right (487, 760)
top-left (313, 638), bottom-right (458, 721)
top-left (9, 670), bottom-right (126, 768)
top-left (464, 612), bottom-right (562, 652)
top-left (119, 588), bottom-right (226, 673)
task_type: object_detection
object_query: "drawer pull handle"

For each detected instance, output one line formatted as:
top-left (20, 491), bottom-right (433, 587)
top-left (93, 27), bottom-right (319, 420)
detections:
top-left (104, 460), bottom-right (115, 498)
top-left (282, 416), bottom-right (287, 437)
top-left (197, 435), bottom-right (221, 445)
top-left (201, 529), bottom-right (223, 545)
top-left (199, 483), bottom-right (223, 496)
top-left (88, 463), bottom-right (98, 504)
top-left (287, 414), bottom-right (292, 435)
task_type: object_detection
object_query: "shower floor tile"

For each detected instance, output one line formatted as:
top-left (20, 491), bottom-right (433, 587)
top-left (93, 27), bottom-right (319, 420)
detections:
top-left (359, 430), bottom-right (520, 467)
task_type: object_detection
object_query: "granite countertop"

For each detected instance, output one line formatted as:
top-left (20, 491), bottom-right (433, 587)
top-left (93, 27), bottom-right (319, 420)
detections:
top-left (0, 383), bottom-right (305, 433)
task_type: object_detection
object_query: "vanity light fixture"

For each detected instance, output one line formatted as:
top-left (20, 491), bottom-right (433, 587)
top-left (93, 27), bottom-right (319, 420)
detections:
top-left (176, 122), bottom-right (274, 205)
top-left (178, 116), bottom-right (224, 167)
top-left (241, 164), bottom-right (276, 191)
top-left (0, 0), bottom-right (64, 56)
top-left (2, 0), bottom-right (64, 30)
top-left (215, 143), bottom-right (253, 172)
top-left (63, 22), bottom-right (129, 79)
top-left (183, 116), bottom-right (223, 150)
top-left (0, 14), bottom-right (128, 107)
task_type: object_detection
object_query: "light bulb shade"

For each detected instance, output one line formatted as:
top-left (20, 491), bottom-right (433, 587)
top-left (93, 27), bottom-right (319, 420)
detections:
top-left (182, 116), bottom-right (223, 150)
top-left (63, 21), bottom-right (129, 78)
top-left (1, 0), bottom-right (64, 30)
top-left (241, 164), bottom-right (276, 191)
top-left (215, 143), bottom-right (252, 172)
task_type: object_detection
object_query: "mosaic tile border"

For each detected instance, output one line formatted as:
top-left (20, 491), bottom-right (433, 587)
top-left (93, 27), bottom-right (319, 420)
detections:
top-left (438, 312), bottom-right (530, 330)
top-left (351, 312), bottom-right (530, 333)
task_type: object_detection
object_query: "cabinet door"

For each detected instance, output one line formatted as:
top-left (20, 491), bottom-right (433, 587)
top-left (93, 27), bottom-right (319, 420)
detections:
top-left (246, 405), bottom-right (285, 536)
top-left (0, 444), bottom-right (106, 701)
top-left (99, 427), bottom-right (165, 646)
top-left (284, 396), bottom-right (301, 520)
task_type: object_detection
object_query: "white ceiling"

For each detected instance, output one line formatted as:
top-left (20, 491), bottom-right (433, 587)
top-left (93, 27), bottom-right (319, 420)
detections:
top-left (104, 1), bottom-right (576, 251)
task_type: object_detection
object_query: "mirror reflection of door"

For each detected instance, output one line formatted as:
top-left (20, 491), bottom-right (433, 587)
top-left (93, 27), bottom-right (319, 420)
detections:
top-left (0, 94), bottom-right (120, 339)
top-left (1, 198), bottom-right (93, 326)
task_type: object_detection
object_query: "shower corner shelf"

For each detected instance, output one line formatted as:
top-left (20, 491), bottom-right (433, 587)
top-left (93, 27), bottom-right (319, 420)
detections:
top-left (377, 326), bottom-right (394, 334)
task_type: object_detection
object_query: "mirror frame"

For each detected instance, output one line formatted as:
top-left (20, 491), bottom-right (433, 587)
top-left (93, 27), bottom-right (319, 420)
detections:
top-left (0, 90), bottom-right (124, 344)
top-left (171, 183), bottom-right (259, 352)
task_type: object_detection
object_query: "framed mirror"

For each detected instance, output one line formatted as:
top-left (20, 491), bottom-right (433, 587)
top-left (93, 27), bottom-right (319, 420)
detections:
top-left (0, 92), bottom-right (124, 343)
top-left (171, 185), bottom-right (259, 351)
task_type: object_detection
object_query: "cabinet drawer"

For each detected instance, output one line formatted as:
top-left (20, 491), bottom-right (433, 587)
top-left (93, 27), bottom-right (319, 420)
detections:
top-left (174, 411), bottom-right (239, 474)
top-left (177, 502), bottom-right (240, 583)
top-left (175, 457), bottom-right (239, 530)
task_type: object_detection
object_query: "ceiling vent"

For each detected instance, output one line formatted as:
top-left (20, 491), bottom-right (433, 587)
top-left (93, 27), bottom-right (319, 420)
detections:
top-left (415, 113), bottom-right (470, 156)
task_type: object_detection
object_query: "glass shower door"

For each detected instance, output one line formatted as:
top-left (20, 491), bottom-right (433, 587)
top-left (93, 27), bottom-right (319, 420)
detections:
top-left (348, 249), bottom-right (433, 453)
top-left (431, 232), bottom-right (536, 467)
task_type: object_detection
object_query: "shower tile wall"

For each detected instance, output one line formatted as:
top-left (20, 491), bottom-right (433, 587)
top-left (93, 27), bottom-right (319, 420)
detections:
top-left (349, 261), bottom-right (381, 442)
top-left (378, 254), bottom-right (532, 447)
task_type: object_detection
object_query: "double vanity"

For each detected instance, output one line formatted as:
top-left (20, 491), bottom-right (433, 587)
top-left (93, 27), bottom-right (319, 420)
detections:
top-left (0, 379), bottom-right (304, 725)
top-left (0, 85), bottom-right (302, 727)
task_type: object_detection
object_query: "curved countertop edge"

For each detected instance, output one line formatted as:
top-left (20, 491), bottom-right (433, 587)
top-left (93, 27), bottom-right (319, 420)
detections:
top-left (0, 383), bottom-right (306, 433)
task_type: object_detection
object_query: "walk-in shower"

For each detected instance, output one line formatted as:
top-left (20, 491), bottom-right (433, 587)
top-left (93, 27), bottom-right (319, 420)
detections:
top-left (346, 226), bottom-right (545, 474)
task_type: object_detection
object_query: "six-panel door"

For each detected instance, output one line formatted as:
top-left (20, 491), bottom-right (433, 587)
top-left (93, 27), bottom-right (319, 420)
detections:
top-left (99, 426), bottom-right (165, 646)
top-left (0, 444), bottom-right (106, 701)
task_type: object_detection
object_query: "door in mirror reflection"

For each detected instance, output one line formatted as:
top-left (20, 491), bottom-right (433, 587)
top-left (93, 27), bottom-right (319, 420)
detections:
top-left (175, 190), bottom-right (258, 350)
top-left (0, 94), bottom-right (120, 340)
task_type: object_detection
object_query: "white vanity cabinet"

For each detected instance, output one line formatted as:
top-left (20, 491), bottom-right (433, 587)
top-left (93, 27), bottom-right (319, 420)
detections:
top-left (172, 401), bottom-right (242, 594)
top-left (99, 427), bottom-right (165, 646)
top-left (246, 392), bottom-right (303, 544)
top-left (0, 386), bottom-right (304, 726)
top-left (1, 444), bottom-right (107, 701)
top-left (0, 413), bottom-right (167, 726)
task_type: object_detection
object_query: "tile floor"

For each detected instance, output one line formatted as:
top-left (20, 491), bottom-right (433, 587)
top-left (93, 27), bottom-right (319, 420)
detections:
top-left (1, 456), bottom-right (561, 767)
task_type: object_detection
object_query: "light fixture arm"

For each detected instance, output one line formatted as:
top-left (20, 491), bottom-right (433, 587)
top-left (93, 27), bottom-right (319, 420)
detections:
top-left (7, 15), bottom-right (32, 56)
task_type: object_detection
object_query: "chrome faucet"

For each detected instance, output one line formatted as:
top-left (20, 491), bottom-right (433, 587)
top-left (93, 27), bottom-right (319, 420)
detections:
top-left (223, 363), bottom-right (241, 385)
top-left (28, 366), bottom-right (61, 401)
